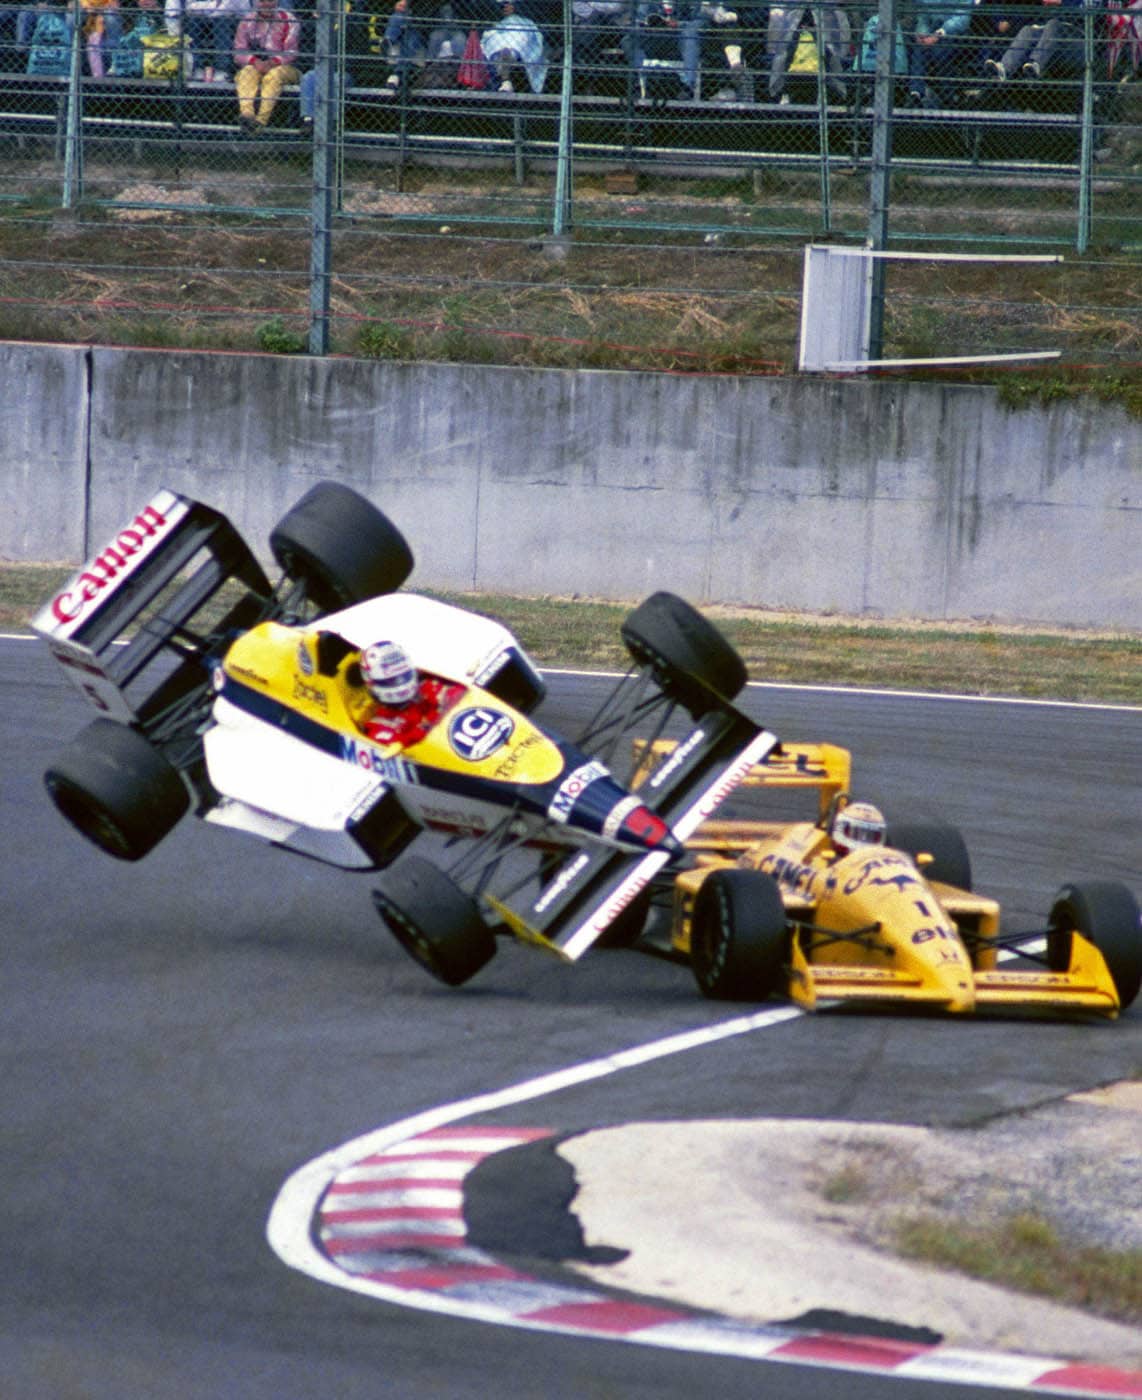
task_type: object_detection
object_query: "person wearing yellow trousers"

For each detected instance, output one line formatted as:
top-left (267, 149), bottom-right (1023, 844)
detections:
top-left (233, 0), bottom-right (299, 133)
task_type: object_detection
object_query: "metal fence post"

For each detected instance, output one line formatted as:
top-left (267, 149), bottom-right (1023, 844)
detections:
top-left (866, 0), bottom-right (897, 362)
top-left (61, 0), bottom-right (83, 208)
top-left (1076, 0), bottom-right (1095, 254)
top-left (309, 0), bottom-right (336, 355)
top-left (552, 0), bottom-right (574, 236)
top-left (814, 2), bottom-right (831, 233)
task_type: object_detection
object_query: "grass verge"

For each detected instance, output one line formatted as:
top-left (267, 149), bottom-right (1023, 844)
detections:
top-left (7, 567), bottom-right (1139, 705)
top-left (891, 1211), bottom-right (1142, 1326)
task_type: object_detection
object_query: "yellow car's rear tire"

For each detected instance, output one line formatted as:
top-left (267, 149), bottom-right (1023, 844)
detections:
top-left (886, 823), bottom-right (972, 891)
top-left (1047, 881), bottom-right (1142, 1011)
top-left (690, 868), bottom-right (788, 1001)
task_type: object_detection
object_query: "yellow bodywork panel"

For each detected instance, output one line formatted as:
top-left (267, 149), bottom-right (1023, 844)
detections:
top-left (222, 622), bottom-right (564, 784)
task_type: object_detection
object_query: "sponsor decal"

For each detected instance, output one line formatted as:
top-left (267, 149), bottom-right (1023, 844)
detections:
top-left (601, 795), bottom-right (644, 841)
top-left (418, 803), bottom-right (491, 838)
top-left (842, 854), bottom-right (919, 897)
top-left (648, 728), bottom-right (705, 790)
top-left (347, 780), bottom-right (389, 826)
top-left (340, 736), bottom-right (419, 785)
top-left (534, 851), bottom-right (591, 913)
top-left (473, 647), bottom-right (509, 687)
top-left (548, 760), bottom-right (609, 823)
top-left (492, 731), bottom-right (545, 781)
top-left (293, 675), bottom-right (328, 714)
top-left (448, 707), bottom-right (514, 762)
top-left (297, 641), bottom-right (315, 676)
top-left (47, 497), bottom-right (184, 629)
top-left (764, 747), bottom-right (828, 778)
top-left (227, 663), bottom-right (270, 688)
top-left (759, 852), bottom-right (822, 896)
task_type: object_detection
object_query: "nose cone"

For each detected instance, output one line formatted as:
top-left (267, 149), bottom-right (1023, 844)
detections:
top-left (548, 764), bottom-right (680, 856)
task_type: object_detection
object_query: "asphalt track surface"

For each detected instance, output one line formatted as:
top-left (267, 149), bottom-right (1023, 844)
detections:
top-left (3, 634), bottom-right (1140, 1400)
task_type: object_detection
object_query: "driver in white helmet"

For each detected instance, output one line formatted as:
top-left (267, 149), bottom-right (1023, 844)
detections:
top-left (829, 799), bottom-right (887, 858)
top-left (358, 639), bottom-right (463, 748)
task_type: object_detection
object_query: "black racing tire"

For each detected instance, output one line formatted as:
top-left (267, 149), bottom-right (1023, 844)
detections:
top-left (886, 822), bottom-right (972, 892)
top-left (620, 591), bottom-right (747, 717)
top-left (1047, 880), bottom-right (1142, 1011)
top-left (690, 868), bottom-right (788, 1001)
top-left (270, 481), bottom-right (414, 613)
top-left (372, 855), bottom-right (496, 986)
top-left (44, 719), bottom-right (189, 862)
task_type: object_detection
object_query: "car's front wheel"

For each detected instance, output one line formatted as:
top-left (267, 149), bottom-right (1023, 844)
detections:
top-left (621, 591), bottom-right (747, 718)
top-left (1047, 880), bottom-right (1142, 1012)
top-left (373, 856), bottom-right (496, 986)
top-left (270, 481), bottom-right (414, 613)
top-left (690, 868), bottom-right (788, 1001)
top-left (44, 719), bottom-right (190, 861)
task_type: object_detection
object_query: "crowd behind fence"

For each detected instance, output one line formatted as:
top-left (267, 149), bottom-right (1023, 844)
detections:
top-left (0, 0), bottom-right (1137, 359)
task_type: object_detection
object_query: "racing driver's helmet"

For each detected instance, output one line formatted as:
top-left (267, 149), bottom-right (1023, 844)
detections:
top-left (360, 640), bottom-right (419, 708)
top-left (830, 801), bottom-right (887, 858)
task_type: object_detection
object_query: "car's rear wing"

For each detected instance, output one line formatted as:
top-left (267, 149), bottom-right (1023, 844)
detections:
top-left (33, 488), bottom-right (270, 722)
top-left (486, 709), bottom-right (779, 961)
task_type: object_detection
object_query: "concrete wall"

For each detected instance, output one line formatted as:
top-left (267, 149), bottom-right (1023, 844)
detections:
top-left (3, 341), bottom-right (1139, 629)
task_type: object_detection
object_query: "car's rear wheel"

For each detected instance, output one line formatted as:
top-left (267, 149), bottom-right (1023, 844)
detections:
top-left (1047, 880), bottom-right (1142, 1011)
top-left (690, 868), bottom-right (788, 1001)
top-left (621, 591), bottom-right (747, 717)
top-left (372, 856), bottom-right (496, 986)
top-left (270, 481), bottom-right (414, 613)
top-left (886, 822), bottom-right (972, 891)
top-left (44, 719), bottom-right (190, 861)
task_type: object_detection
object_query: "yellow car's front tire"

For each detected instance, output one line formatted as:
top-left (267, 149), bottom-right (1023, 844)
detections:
top-left (690, 868), bottom-right (788, 1001)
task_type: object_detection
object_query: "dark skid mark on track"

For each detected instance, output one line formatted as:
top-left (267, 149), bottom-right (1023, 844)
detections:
top-left (464, 1136), bottom-right (629, 1266)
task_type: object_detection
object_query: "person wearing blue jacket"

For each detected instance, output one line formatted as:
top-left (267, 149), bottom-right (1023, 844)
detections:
top-left (904, 0), bottom-right (971, 106)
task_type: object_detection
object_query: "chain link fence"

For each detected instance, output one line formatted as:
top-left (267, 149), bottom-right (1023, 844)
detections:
top-left (0, 0), bottom-right (1137, 368)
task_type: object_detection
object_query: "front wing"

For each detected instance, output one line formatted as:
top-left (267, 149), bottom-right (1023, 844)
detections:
top-left (489, 710), bottom-right (779, 961)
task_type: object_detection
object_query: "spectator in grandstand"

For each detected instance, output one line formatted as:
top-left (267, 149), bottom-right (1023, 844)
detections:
top-left (625, 0), bottom-right (706, 100)
top-left (765, 0), bottom-right (849, 103)
top-left (166, 0), bottom-right (246, 80)
top-left (703, 0), bottom-right (767, 104)
top-left (984, 0), bottom-right (1084, 80)
top-left (81, 0), bottom-right (123, 75)
top-left (904, 0), bottom-right (971, 106)
top-left (480, 0), bottom-right (546, 90)
top-left (570, 0), bottom-right (627, 91)
top-left (379, 0), bottom-right (426, 85)
top-left (0, 0), bottom-right (44, 72)
top-left (964, 0), bottom-right (1019, 73)
top-left (298, 0), bottom-right (374, 127)
top-left (22, 0), bottom-right (73, 74)
top-left (421, 1), bottom-right (470, 84)
top-left (233, 0), bottom-right (299, 130)
top-left (109, 0), bottom-right (163, 73)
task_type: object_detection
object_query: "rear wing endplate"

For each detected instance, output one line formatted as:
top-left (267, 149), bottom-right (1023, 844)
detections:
top-left (32, 488), bottom-right (270, 720)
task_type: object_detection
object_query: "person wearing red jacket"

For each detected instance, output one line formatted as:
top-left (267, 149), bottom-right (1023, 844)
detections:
top-left (233, 0), bottom-right (299, 132)
top-left (359, 639), bottom-right (464, 749)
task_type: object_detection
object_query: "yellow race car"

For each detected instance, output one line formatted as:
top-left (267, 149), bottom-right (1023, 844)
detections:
top-left (633, 739), bottom-right (1141, 1019)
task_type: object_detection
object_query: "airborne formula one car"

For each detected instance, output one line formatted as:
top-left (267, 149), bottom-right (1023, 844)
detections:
top-left (34, 482), bottom-right (777, 985)
top-left (631, 738), bottom-right (1142, 1018)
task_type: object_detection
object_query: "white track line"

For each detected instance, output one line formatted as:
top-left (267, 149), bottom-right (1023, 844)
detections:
top-left (267, 1005), bottom-right (803, 1298)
